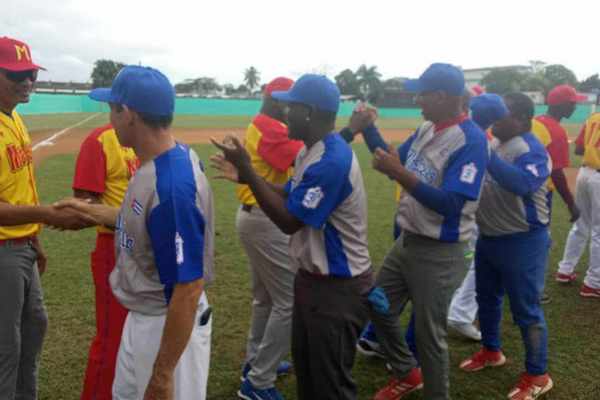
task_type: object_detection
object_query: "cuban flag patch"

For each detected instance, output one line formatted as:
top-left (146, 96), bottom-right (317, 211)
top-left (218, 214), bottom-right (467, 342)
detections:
top-left (131, 199), bottom-right (144, 215)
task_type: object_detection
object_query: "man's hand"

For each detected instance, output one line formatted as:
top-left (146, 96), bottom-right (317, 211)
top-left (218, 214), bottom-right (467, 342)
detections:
top-left (43, 204), bottom-right (97, 230)
top-left (568, 204), bottom-right (581, 223)
top-left (349, 109), bottom-right (376, 135)
top-left (372, 147), bottom-right (403, 180)
top-left (209, 153), bottom-right (242, 183)
top-left (210, 135), bottom-right (252, 181)
top-left (30, 237), bottom-right (47, 275)
top-left (52, 198), bottom-right (117, 228)
top-left (143, 371), bottom-right (174, 400)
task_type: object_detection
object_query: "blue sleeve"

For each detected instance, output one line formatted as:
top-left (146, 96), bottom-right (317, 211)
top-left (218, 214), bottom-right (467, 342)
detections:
top-left (488, 150), bottom-right (549, 196)
top-left (285, 160), bottom-right (352, 229)
top-left (148, 196), bottom-right (205, 285)
top-left (440, 140), bottom-right (488, 200)
top-left (362, 124), bottom-right (388, 154)
top-left (339, 127), bottom-right (355, 143)
top-left (283, 178), bottom-right (293, 196)
top-left (412, 181), bottom-right (467, 217)
top-left (397, 130), bottom-right (418, 165)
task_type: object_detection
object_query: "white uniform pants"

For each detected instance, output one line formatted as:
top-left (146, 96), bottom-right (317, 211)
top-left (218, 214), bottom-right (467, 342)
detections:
top-left (558, 167), bottom-right (600, 289)
top-left (113, 293), bottom-right (211, 400)
top-left (447, 225), bottom-right (478, 324)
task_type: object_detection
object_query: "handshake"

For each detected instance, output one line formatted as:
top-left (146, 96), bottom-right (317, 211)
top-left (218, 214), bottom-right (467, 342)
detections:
top-left (42, 198), bottom-right (109, 230)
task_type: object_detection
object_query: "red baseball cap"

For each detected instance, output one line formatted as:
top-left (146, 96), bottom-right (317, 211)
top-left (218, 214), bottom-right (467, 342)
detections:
top-left (0, 37), bottom-right (45, 72)
top-left (264, 77), bottom-right (294, 96)
top-left (470, 84), bottom-right (485, 96)
top-left (546, 84), bottom-right (586, 106)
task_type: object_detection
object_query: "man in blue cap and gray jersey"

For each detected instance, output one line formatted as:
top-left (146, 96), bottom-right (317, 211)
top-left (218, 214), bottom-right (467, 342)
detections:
top-left (367, 63), bottom-right (489, 400)
top-left (57, 65), bottom-right (214, 400)
top-left (212, 74), bottom-right (373, 400)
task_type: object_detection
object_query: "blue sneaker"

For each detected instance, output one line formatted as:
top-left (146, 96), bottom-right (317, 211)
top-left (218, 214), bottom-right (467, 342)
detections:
top-left (240, 360), bottom-right (293, 381)
top-left (238, 378), bottom-right (284, 400)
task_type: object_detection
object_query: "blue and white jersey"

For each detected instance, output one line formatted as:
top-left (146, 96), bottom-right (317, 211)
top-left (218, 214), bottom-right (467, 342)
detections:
top-left (396, 119), bottom-right (489, 242)
top-left (110, 143), bottom-right (214, 316)
top-left (285, 133), bottom-right (371, 278)
top-left (477, 133), bottom-right (551, 237)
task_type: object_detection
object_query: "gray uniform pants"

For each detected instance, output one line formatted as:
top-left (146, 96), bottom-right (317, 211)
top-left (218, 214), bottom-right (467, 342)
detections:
top-left (236, 206), bottom-right (296, 389)
top-left (0, 240), bottom-right (48, 400)
top-left (370, 232), bottom-right (469, 400)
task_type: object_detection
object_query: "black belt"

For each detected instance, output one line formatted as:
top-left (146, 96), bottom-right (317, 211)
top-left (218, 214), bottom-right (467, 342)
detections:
top-left (241, 204), bottom-right (253, 213)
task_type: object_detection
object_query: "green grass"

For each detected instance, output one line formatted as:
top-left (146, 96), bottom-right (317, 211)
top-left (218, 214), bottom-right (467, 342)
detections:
top-left (34, 142), bottom-right (600, 400)
top-left (22, 113), bottom-right (423, 136)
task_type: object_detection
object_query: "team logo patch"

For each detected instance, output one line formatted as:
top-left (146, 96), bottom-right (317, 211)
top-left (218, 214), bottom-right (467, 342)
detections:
top-left (131, 199), bottom-right (143, 215)
top-left (460, 162), bottom-right (478, 184)
top-left (175, 232), bottom-right (184, 265)
top-left (302, 186), bottom-right (324, 209)
top-left (526, 164), bottom-right (539, 177)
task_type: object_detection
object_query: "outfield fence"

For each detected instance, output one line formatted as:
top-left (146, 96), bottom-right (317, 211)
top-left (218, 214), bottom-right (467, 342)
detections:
top-left (18, 93), bottom-right (595, 124)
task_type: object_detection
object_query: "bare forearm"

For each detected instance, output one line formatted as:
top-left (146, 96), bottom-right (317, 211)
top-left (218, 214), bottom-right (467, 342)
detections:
top-left (551, 169), bottom-right (575, 209)
top-left (244, 168), bottom-right (301, 234)
top-left (0, 203), bottom-right (51, 226)
top-left (88, 204), bottom-right (119, 228)
top-left (153, 280), bottom-right (203, 374)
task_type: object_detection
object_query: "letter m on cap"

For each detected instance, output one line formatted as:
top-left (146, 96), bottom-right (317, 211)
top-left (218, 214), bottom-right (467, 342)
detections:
top-left (14, 45), bottom-right (31, 61)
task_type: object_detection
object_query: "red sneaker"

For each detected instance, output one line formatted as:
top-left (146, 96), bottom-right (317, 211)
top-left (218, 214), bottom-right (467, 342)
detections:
top-left (372, 368), bottom-right (423, 400)
top-left (580, 284), bottom-right (600, 298)
top-left (555, 272), bottom-right (577, 283)
top-left (507, 372), bottom-right (553, 399)
top-left (459, 348), bottom-right (506, 372)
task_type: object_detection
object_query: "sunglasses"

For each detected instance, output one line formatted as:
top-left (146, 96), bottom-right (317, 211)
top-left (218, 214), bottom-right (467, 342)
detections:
top-left (1, 69), bottom-right (38, 83)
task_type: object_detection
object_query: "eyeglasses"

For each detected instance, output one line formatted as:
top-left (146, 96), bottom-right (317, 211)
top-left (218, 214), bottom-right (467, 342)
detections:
top-left (1, 69), bottom-right (38, 83)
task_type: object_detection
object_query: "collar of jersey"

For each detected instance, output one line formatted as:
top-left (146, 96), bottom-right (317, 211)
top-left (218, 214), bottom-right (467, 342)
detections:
top-left (434, 113), bottom-right (468, 133)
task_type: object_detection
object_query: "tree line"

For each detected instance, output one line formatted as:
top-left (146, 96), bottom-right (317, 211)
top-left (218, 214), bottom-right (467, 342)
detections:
top-left (90, 59), bottom-right (600, 100)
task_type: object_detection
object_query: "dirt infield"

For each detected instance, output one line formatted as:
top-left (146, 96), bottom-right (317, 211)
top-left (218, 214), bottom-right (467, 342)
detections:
top-left (31, 126), bottom-right (579, 191)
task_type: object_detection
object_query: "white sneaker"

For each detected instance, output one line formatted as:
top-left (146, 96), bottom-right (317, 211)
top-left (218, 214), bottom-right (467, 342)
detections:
top-left (448, 320), bottom-right (482, 341)
top-left (356, 338), bottom-right (385, 358)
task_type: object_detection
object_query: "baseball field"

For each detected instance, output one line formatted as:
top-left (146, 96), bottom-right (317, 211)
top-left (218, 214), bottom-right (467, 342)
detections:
top-left (27, 112), bottom-right (599, 399)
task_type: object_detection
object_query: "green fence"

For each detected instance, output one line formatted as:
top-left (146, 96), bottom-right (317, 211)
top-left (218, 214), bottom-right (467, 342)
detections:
top-left (17, 93), bottom-right (595, 124)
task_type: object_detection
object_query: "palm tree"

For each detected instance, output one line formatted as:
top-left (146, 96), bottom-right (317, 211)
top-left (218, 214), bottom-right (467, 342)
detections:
top-left (355, 64), bottom-right (382, 101)
top-left (244, 66), bottom-right (260, 93)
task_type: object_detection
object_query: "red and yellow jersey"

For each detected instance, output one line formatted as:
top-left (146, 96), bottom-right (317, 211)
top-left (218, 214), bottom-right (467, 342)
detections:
top-left (0, 110), bottom-right (39, 240)
top-left (73, 124), bottom-right (138, 234)
top-left (531, 115), bottom-right (570, 191)
top-left (237, 114), bottom-right (303, 205)
top-left (575, 112), bottom-right (600, 169)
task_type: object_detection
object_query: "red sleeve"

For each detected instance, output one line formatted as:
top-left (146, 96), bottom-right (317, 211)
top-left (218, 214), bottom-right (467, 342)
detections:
top-left (72, 131), bottom-right (107, 193)
top-left (256, 120), bottom-right (303, 172)
top-left (575, 124), bottom-right (586, 147)
top-left (546, 124), bottom-right (570, 170)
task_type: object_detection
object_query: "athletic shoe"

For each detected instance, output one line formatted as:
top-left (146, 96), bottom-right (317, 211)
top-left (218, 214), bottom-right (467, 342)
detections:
top-left (507, 372), bottom-right (553, 399)
top-left (539, 292), bottom-right (551, 305)
top-left (356, 338), bottom-right (385, 358)
top-left (448, 320), bottom-right (482, 341)
top-left (459, 348), bottom-right (506, 372)
top-left (240, 361), bottom-right (292, 382)
top-left (372, 368), bottom-right (423, 400)
top-left (238, 379), bottom-right (284, 400)
top-left (580, 284), bottom-right (600, 298)
top-left (555, 272), bottom-right (577, 284)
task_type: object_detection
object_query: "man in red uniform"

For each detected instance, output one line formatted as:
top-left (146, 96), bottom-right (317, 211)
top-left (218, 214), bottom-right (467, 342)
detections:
top-left (73, 123), bottom-right (138, 400)
top-left (531, 84), bottom-right (586, 303)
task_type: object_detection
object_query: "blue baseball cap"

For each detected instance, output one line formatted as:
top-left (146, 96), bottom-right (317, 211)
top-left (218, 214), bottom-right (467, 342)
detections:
top-left (271, 74), bottom-right (340, 113)
top-left (404, 63), bottom-right (465, 96)
top-left (469, 93), bottom-right (509, 131)
top-left (89, 65), bottom-right (175, 117)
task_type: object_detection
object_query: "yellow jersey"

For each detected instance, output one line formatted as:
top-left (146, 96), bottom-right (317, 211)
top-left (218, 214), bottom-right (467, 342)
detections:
top-left (0, 110), bottom-right (40, 240)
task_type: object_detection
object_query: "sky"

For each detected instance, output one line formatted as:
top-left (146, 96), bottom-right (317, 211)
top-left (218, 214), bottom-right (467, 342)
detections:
top-left (3, 0), bottom-right (599, 86)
